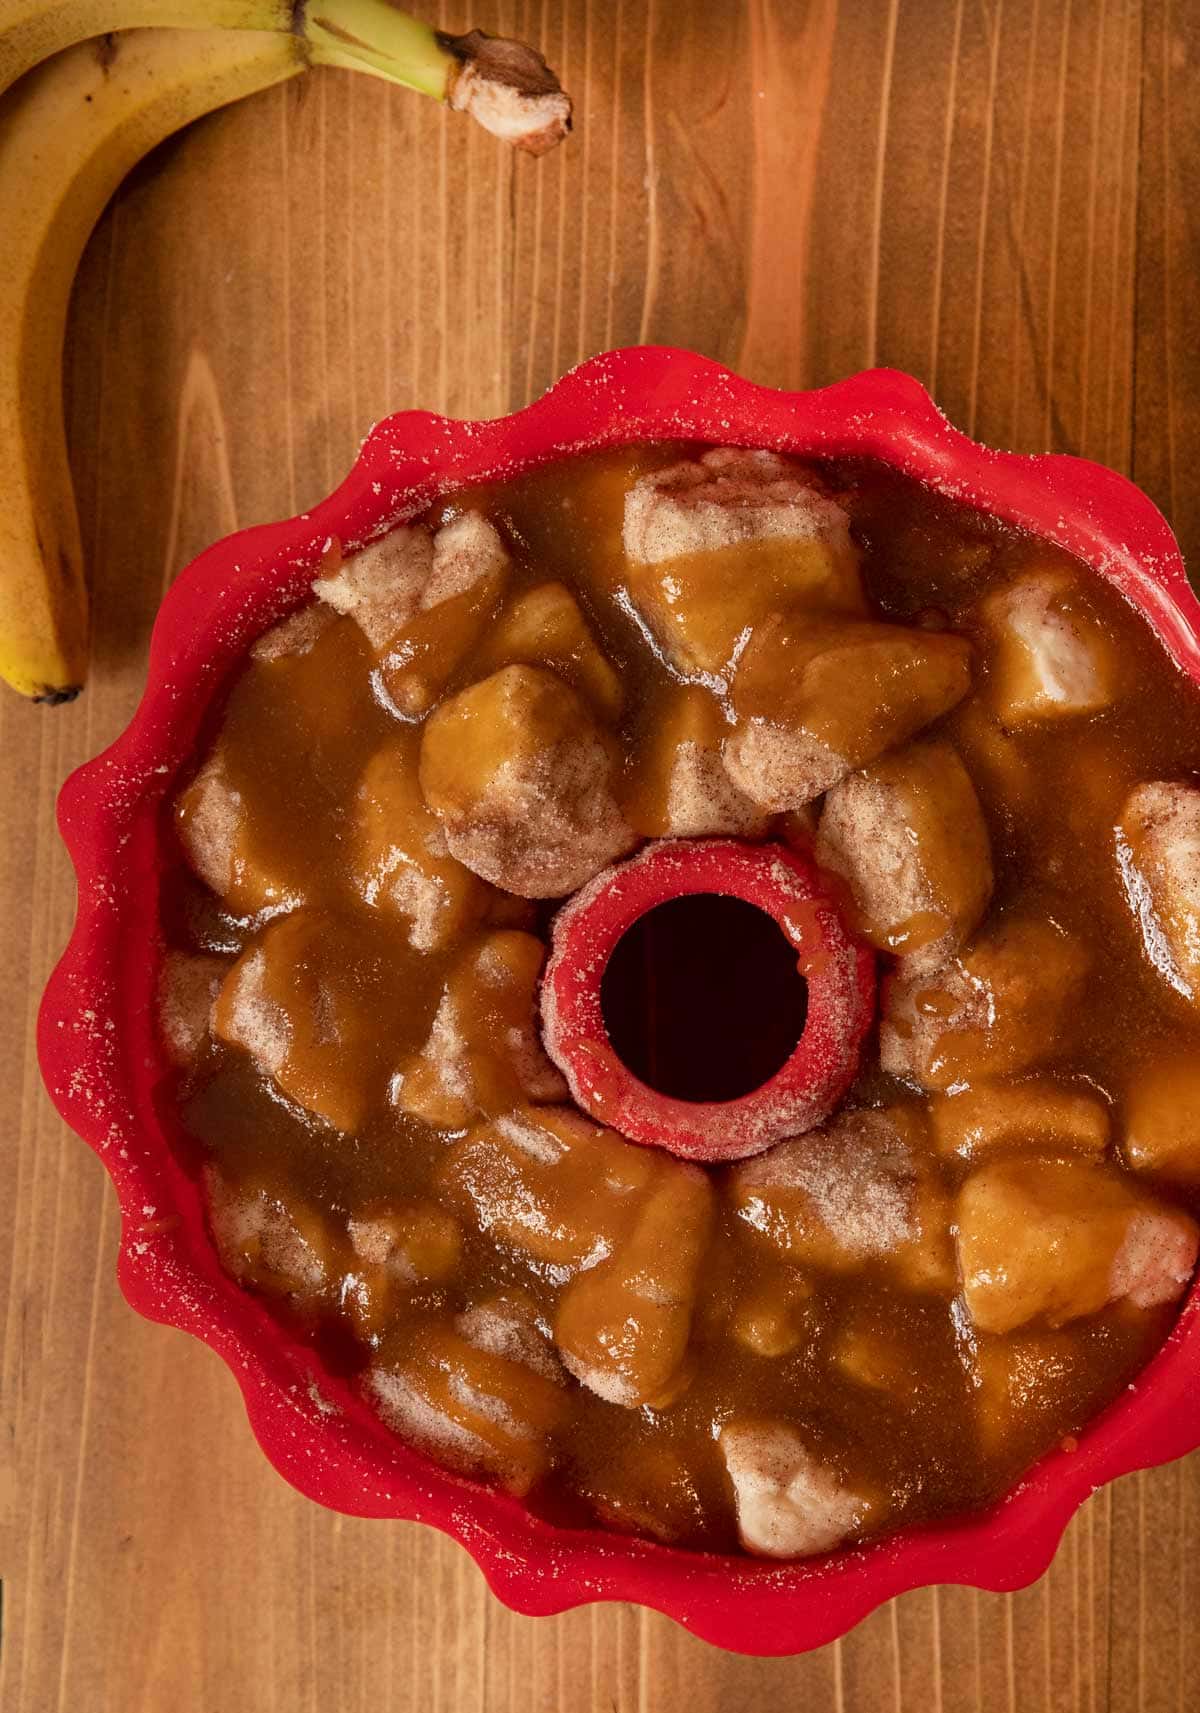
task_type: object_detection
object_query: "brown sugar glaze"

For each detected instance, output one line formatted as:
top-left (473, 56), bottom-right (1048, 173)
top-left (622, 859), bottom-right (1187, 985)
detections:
top-left (160, 447), bottom-right (1200, 1556)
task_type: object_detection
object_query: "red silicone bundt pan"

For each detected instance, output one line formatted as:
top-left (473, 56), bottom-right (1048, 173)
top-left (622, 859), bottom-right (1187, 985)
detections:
top-left (39, 348), bottom-right (1200, 1656)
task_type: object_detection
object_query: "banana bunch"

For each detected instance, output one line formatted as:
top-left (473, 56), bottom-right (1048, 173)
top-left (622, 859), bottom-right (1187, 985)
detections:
top-left (0, 3), bottom-right (570, 703)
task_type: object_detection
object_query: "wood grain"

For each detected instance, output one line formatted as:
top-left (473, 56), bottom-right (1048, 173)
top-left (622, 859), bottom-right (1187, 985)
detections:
top-left (3, 1), bottom-right (1199, 1706)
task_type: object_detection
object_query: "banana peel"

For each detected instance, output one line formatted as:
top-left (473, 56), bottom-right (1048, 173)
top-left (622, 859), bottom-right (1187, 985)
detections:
top-left (0, 30), bottom-right (307, 702)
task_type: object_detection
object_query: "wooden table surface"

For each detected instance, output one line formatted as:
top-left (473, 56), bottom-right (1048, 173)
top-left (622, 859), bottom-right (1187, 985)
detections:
top-left (3, 1), bottom-right (1198, 1707)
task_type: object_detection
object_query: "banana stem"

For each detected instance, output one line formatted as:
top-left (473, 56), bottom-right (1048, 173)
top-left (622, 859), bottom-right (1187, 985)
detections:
top-left (302, 0), bottom-right (449, 98)
top-left (302, 1), bottom-right (572, 153)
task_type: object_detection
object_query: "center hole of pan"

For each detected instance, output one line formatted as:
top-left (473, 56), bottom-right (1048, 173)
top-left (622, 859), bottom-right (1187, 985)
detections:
top-left (598, 893), bottom-right (810, 1105)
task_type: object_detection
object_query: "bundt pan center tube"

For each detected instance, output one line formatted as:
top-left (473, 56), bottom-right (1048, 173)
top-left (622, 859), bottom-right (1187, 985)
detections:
top-left (38, 347), bottom-right (1200, 1655)
top-left (542, 837), bottom-right (875, 1162)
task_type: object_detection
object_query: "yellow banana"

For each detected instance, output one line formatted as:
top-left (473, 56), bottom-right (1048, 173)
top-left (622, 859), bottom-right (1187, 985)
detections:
top-left (0, 29), bottom-right (304, 701)
top-left (0, 6), bottom-right (567, 702)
